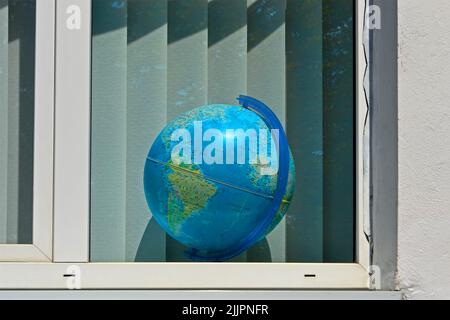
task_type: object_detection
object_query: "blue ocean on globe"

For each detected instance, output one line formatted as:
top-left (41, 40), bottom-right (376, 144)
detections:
top-left (144, 104), bottom-right (296, 260)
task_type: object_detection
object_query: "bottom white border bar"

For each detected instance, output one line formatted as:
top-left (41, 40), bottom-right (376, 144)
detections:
top-left (0, 290), bottom-right (402, 300)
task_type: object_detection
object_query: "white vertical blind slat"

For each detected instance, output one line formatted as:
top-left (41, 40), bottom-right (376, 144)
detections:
top-left (207, 0), bottom-right (248, 262)
top-left (322, 0), bottom-right (355, 262)
top-left (7, 7), bottom-right (19, 244)
top-left (286, 0), bottom-right (324, 262)
top-left (90, 0), bottom-right (127, 261)
top-left (0, 0), bottom-right (8, 243)
top-left (207, 0), bottom-right (247, 105)
top-left (166, 0), bottom-right (208, 261)
top-left (167, 0), bottom-right (208, 121)
top-left (247, 0), bottom-right (286, 262)
top-left (126, 0), bottom-right (167, 262)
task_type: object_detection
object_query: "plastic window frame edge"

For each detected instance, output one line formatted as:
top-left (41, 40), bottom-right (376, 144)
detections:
top-left (0, 0), bottom-right (373, 290)
top-left (0, 0), bottom-right (55, 262)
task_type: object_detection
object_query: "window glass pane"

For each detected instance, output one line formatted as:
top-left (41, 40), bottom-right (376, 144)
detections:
top-left (90, 0), bottom-right (354, 262)
top-left (0, 0), bottom-right (36, 244)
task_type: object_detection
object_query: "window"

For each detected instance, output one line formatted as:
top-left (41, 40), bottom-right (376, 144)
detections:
top-left (0, 0), bottom-right (371, 289)
top-left (90, 0), bottom-right (356, 264)
top-left (0, 0), bottom-right (53, 261)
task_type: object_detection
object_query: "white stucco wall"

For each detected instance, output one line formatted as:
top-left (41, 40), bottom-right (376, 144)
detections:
top-left (398, 0), bottom-right (450, 299)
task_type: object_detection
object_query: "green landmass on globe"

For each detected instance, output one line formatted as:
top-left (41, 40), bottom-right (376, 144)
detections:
top-left (144, 104), bottom-right (296, 258)
top-left (166, 161), bottom-right (218, 234)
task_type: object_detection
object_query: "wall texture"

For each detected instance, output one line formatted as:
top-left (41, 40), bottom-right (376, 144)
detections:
top-left (398, 0), bottom-right (450, 299)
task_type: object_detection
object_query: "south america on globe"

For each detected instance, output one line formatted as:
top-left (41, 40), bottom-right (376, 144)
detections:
top-left (144, 98), bottom-right (296, 261)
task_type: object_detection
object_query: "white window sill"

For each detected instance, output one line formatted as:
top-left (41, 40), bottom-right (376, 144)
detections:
top-left (0, 290), bottom-right (402, 300)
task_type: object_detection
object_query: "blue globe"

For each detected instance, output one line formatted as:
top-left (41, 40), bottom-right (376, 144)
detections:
top-left (144, 103), bottom-right (296, 261)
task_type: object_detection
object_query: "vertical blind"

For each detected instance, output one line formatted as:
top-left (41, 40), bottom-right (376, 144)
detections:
top-left (90, 0), bottom-right (354, 262)
top-left (0, 0), bottom-right (35, 244)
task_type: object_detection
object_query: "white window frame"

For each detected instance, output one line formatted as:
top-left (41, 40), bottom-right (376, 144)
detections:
top-left (0, 0), bottom-right (372, 289)
top-left (0, 0), bottom-right (55, 262)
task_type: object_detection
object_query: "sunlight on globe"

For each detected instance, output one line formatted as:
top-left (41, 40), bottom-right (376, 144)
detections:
top-left (144, 104), bottom-right (296, 261)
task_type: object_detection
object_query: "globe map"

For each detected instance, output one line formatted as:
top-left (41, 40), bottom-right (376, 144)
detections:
top-left (144, 104), bottom-right (296, 259)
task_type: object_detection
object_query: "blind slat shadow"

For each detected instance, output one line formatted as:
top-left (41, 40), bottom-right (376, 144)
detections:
top-left (92, 0), bottom-right (285, 51)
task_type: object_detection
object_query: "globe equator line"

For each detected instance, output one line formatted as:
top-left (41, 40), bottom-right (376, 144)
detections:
top-left (146, 156), bottom-right (290, 204)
